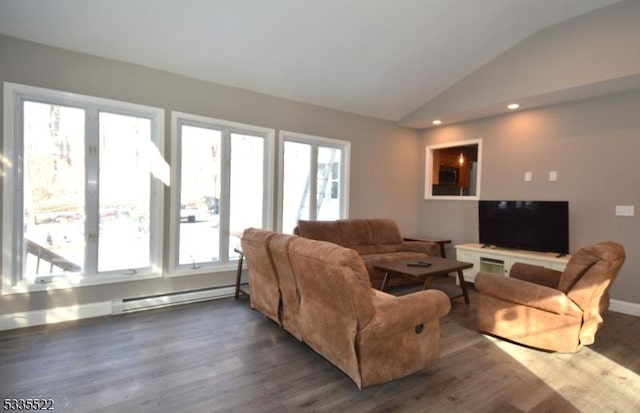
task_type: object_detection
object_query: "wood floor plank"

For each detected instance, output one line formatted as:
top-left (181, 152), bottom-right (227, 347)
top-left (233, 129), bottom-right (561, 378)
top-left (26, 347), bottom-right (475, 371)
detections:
top-left (1, 281), bottom-right (638, 412)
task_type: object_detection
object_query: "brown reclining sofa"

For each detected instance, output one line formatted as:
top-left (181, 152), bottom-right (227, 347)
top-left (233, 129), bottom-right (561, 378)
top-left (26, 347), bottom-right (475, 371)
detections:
top-left (240, 228), bottom-right (451, 388)
top-left (294, 218), bottom-right (439, 289)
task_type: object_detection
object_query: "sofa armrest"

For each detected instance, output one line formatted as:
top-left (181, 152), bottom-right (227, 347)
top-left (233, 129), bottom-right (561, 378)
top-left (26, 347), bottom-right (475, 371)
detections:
top-left (509, 262), bottom-right (562, 288)
top-left (400, 240), bottom-right (439, 256)
top-left (362, 289), bottom-right (451, 337)
top-left (475, 272), bottom-right (581, 317)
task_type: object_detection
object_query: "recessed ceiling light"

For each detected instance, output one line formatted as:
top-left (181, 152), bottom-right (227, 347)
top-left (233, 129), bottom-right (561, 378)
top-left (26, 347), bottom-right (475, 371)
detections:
top-left (432, 119), bottom-right (442, 125)
top-left (507, 103), bottom-right (520, 110)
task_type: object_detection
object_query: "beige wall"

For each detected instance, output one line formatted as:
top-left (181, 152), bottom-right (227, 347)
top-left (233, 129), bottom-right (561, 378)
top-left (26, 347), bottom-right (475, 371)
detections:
top-left (419, 89), bottom-right (640, 304)
top-left (0, 35), bottom-right (420, 314)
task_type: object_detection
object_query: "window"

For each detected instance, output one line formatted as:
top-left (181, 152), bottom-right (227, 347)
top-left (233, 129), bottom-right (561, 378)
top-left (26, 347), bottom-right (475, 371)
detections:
top-left (170, 112), bottom-right (274, 275)
top-left (279, 131), bottom-right (350, 233)
top-left (425, 139), bottom-right (482, 200)
top-left (2, 83), bottom-right (166, 294)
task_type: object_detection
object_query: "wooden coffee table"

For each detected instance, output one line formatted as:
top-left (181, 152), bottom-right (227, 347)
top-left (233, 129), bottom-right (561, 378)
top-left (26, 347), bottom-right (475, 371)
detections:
top-left (374, 257), bottom-right (473, 304)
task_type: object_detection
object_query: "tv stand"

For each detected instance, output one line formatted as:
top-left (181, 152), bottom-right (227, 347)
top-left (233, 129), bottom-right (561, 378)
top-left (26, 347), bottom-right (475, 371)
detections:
top-left (454, 243), bottom-right (570, 283)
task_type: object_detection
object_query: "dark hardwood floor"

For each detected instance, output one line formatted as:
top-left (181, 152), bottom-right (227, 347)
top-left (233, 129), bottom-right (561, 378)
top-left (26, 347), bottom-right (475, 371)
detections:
top-left (1, 279), bottom-right (638, 412)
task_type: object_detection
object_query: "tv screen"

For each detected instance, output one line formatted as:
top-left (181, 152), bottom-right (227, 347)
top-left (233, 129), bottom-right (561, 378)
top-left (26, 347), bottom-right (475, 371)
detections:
top-left (478, 200), bottom-right (569, 254)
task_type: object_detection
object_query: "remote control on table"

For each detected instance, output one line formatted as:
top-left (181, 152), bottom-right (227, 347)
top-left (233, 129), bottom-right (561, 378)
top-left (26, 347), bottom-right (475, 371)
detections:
top-left (407, 261), bottom-right (431, 267)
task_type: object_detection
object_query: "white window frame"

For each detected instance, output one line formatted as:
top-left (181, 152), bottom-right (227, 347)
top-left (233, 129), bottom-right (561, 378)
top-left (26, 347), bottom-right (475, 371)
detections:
top-left (277, 130), bottom-right (350, 232)
top-left (2, 82), bottom-right (166, 295)
top-left (169, 111), bottom-right (275, 276)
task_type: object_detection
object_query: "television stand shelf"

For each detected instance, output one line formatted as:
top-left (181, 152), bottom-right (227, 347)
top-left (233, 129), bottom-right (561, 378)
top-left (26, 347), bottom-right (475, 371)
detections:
top-left (454, 243), bottom-right (570, 283)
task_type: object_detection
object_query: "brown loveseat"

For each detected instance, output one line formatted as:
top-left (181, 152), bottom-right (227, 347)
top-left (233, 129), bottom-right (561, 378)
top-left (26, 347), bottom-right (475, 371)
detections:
top-left (241, 228), bottom-right (451, 388)
top-left (475, 241), bottom-right (625, 353)
top-left (294, 218), bottom-right (439, 289)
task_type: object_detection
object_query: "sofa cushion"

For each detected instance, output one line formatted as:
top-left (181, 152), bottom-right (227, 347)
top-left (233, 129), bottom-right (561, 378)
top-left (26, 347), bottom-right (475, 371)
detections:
top-left (288, 237), bottom-right (376, 326)
top-left (338, 219), bottom-right (373, 247)
top-left (241, 228), bottom-right (280, 325)
top-left (296, 220), bottom-right (341, 245)
top-left (366, 219), bottom-right (403, 245)
top-left (287, 236), bottom-right (375, 387)
top-left (269, 233), bottom-right (302, 340)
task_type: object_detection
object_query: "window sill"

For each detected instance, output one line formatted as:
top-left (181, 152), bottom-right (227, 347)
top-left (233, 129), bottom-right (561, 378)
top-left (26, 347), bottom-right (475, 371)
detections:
top-left (169, 261), bottom-right (240, 278)
top-left (2, 271), bottom-right (163, 296)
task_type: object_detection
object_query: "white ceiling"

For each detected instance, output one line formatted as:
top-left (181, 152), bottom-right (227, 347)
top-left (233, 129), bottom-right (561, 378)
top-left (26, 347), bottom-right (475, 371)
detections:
top-left (0, 0), bottom-right (624, 122)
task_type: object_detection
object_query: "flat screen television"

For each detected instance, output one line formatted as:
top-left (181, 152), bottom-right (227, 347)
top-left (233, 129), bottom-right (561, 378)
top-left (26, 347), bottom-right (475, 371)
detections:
top-left (478, 200), bottom-right (569, 254)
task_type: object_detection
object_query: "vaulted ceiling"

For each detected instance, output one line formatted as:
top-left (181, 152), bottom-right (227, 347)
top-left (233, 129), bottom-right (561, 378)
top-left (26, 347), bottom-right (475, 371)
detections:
top-left (0, 0), bottom-right (628, 127)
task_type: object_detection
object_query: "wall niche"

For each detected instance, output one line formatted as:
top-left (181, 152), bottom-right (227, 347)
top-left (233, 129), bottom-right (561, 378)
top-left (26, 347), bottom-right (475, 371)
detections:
top-left (425, 139), bottom-right (482, 200)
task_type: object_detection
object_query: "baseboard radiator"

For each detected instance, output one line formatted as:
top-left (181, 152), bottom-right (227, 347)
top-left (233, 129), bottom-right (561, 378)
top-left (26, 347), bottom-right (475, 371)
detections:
top-left (111, 286), bottom-right (235, 314)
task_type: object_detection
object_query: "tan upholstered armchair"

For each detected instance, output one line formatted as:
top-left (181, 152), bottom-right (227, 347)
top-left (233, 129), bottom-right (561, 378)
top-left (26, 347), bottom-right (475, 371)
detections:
top-left (475, 242), bottom-right (625, 353)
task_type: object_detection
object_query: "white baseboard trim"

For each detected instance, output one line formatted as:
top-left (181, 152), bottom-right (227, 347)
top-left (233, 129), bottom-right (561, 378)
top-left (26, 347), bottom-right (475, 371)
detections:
top-left (0, 301), bottom-right (112, 331)
top-left (0, 286), bottom-right (237, 331)
top-left (609, 299), bottom-right (640, 317)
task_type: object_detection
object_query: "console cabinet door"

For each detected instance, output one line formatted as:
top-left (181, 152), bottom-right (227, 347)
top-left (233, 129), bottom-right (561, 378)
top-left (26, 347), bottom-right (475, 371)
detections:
top-left (456, 249), bottom-right (478, 282)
